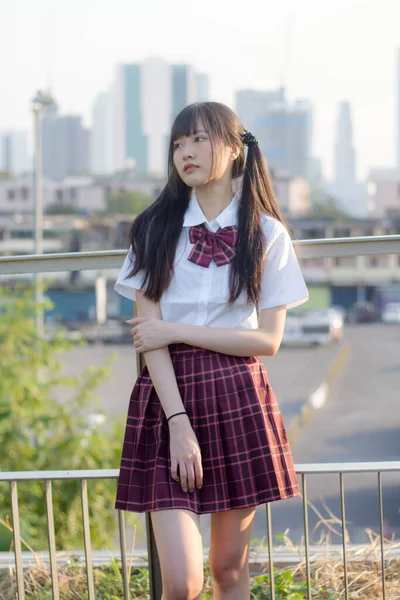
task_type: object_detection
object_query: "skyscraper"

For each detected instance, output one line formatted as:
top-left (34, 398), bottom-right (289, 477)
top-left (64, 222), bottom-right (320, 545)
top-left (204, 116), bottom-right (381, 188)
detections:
top-left (90, 89), bottom-right (115, 174)
top-left (397, 48), bottom-right (400, 170)
top-left (42, 107), bottom-right (89, 180)
top-left (334, 101), bottom-right (356, 183)
top-left (172, 65), bottom-right (197, 120)
top-left (114, 63), bottom-right (148, 173)
top-left (236, 88), bottom-right (285, 134)
top-left (196, 73), bottom-right (210, 103)
top-left (114, 59), bottom-right (208, 175)
top-left (1, 131), bottom-right (30, 175)
top-left (141, 57), bottom-right (172, 174)
top-left (236, 88), bottom-right (312, 179)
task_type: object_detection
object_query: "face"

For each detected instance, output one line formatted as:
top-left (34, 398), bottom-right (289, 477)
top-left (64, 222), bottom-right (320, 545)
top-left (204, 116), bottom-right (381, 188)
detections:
top-left (173, 118), bottom-right (238, 187)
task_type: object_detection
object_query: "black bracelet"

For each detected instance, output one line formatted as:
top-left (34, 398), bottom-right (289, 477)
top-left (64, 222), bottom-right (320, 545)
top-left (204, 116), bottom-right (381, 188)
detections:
top-left (167, 411), bottom-right (187, 424)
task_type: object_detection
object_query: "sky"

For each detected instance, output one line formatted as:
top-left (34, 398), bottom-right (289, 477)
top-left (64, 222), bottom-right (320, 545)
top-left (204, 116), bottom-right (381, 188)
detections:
top-left (1, 0), bottom-right (399, 180)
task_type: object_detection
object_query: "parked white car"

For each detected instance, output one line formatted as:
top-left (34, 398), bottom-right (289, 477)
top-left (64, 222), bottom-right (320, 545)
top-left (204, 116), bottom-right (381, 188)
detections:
top-left (282, 308), bottom-right (344, 347)
top-left (381, 303), bottom-right (400, 324)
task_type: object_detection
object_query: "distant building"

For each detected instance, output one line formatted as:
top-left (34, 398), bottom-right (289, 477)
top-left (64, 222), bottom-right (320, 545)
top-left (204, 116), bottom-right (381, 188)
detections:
top-left (367, 168), bottom-right (400, 219)
top-left (235, 88), bottom-right (285, 134)
top-left (171, 65), bottom-right (197, 120)
top-left (0, 173), bottom-right (165, 217)
top-left (236, 88), bottom-right (312, 180)
top-left (397, 48), bottom-right (400, 170)
top-left (42, 107), bottom-right (89, 180)
top-left (0, 176), bottom-right (104, 216)
top-left (90, 89), bottom-right (115, 175)
top-left (141, 58), bottom-right (172, 174)
top-left (114, 63), bottom-right (148, 173)
top-left (196, 73), bottom-right (210, 102)
top-left (114, 59), bottom-right (210, 175)
top-left (308, 156), bottom-right (323, 182)
top-left (334, 101), bottom-right (356, 183)
top-left (0, 131), bottom-right (30, 175)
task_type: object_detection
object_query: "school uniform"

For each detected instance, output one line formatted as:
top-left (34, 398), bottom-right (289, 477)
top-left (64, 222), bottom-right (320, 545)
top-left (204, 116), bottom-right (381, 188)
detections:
top-left (113, 192), bottom-right (309, 514)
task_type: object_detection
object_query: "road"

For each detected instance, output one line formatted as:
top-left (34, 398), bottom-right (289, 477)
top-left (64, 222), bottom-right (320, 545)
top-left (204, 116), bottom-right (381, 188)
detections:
top-left (55, 323), bottom-right (400, 550)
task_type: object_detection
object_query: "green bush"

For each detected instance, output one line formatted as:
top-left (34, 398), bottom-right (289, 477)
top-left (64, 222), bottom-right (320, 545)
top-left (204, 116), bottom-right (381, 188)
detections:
top-left (0, 284), bottom-right (132, 551)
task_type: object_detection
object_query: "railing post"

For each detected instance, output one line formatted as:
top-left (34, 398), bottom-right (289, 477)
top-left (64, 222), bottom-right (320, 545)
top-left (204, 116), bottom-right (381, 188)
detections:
top-left (10, 481), bottom-right (25, 600)
top-left (45, 480), bottom-right (60, 599)
top-left (146, 513), bottom-right (163, 600)
top-left (266, 503), bottom-right (275, 600)
top-left (117, 509), bottom-right (130, 600)
top-left (80, 479), bottom-right (95, 599)
top-left (136, 327), bottom-right (163, 600)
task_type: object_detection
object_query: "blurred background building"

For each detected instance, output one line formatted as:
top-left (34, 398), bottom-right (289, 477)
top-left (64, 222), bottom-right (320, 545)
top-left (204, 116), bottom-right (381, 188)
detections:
top-left (114, 58), bottom-right (210, 175)
top-left (235, 87), bottom-right (312, 180)
top-left (0, 131), bottom-right (30, 175)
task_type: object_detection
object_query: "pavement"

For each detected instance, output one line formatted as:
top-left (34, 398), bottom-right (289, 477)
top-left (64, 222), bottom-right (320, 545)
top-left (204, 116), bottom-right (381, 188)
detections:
top-left (53, 323), bottom-right (400, 551)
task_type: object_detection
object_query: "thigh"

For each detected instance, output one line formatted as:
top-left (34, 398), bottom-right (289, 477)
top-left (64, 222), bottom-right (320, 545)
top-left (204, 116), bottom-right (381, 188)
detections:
top-left (209, 507), bottom-right (256, 567)
top-left (151, 509), bottom-right (203, 584)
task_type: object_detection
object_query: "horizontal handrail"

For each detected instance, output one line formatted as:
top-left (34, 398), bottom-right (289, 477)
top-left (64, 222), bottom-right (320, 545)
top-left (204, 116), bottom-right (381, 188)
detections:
top-left (1, 461), bottom-right (400, 481)
top-left (0, 235), bottom-right (400, 275)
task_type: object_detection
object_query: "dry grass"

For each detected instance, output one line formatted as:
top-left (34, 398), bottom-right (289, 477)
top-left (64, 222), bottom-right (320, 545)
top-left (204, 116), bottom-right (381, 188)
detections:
top-left (267, 498), bottom-right (400, 599)
top-left (1, 502), bottom-right (400, 599)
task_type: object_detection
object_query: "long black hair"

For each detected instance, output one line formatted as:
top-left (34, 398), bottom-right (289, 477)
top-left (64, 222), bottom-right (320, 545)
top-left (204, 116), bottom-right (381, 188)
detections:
top-left (128, 102), bottom-right (288, 306)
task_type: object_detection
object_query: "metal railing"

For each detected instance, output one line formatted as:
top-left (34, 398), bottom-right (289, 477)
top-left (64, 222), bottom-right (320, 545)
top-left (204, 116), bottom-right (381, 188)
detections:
top-left (1, 235), bottom-right (400, 599)
top-left (1, 463), bottom-right (400, 600)
top-left (1, 234), bottom-right (400, 276)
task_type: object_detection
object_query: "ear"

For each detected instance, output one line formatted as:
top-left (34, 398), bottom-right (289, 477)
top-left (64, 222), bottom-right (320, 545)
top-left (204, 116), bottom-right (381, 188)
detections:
top-left (230, 145), bottom-right (241, 161)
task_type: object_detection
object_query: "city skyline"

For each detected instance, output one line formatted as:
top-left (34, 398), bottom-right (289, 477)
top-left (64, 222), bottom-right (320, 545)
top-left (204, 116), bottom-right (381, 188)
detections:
top-left (1, 0), bottom-right (400, 179)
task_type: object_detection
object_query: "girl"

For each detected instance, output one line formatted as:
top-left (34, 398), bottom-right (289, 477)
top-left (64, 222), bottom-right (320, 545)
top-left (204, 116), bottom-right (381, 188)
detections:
top-left (114, 102), bottom-right (308, 600)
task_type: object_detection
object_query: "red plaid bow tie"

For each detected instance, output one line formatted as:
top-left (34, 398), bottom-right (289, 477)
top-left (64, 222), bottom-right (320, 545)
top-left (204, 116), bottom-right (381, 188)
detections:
top-left (187, 223), bottom-right (238, 268)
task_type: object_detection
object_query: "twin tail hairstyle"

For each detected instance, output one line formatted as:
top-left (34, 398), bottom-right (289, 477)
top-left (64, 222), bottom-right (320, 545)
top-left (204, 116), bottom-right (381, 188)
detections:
top-left (128, 101), bottom-right (288, 307)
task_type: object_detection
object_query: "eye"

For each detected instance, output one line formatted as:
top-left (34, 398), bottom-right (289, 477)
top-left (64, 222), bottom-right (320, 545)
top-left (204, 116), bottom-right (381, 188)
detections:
top-left (195, 136), bottom-right (207, 143)
top-left (173, 141), bottom-right (183, 150)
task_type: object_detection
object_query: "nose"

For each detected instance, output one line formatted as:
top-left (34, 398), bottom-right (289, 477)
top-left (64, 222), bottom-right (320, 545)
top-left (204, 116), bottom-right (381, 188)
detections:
top-left (182, 142), bottom-right (195, 160)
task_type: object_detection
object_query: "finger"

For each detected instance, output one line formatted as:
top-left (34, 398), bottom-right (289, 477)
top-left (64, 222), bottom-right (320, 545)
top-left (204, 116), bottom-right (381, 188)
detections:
top-left (171, 459), bottom-right (179, 482)
top-left (185, 462), bottom-right (195, 493)
top-left (126, 317), bottom-right (147, 324)
top-left (179, 461), bottom-right (188, 493)
top-left (194, 457), bottom-right (203, 489)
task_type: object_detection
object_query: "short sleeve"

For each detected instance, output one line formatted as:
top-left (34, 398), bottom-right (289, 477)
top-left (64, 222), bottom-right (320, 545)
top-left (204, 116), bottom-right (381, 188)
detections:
top-left (259, 221), bottom-right (309, 311)
top-left (114, 247), bottom-right (146, 301)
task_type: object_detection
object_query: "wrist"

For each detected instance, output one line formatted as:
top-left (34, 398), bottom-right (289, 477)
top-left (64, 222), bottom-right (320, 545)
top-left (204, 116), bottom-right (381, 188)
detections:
top-left (168, 412), bottom-right (189, 427)
top-left (166, 321), bottom-right (183, 344)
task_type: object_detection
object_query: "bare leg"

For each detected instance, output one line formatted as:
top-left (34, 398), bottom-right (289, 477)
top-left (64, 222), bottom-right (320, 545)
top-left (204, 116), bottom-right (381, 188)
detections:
top-left (150, 508), bottom-right (204, 600)
top-left (209, 506), bottom-right (256, 600)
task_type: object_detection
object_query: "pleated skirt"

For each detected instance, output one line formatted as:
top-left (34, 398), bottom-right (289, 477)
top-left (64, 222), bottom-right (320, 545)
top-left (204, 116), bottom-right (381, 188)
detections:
top-left (115, 343), bottom-right (300, 514)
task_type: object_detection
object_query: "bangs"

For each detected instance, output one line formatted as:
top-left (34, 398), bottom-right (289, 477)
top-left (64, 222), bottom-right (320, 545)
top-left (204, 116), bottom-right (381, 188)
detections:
top-left (170, 104), bottom-right (211, 142)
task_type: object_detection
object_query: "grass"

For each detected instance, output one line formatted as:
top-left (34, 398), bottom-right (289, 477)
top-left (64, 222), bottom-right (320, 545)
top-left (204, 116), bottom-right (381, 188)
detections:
top-left (1, 506), bottom-right (399, 599)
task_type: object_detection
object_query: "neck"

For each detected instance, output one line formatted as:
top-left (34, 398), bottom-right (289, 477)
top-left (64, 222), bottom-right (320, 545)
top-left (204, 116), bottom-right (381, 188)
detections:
top-left (194, 178), bottom-right (234, 222)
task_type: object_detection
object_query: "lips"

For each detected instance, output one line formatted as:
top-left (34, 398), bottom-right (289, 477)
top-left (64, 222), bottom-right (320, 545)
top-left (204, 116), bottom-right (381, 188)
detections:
top-left (184, 164), bottom-right (198, 173)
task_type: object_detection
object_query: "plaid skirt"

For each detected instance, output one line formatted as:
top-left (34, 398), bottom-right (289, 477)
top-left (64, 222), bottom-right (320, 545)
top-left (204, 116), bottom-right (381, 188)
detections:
top-left (115, 343), bottom-right (300, 514)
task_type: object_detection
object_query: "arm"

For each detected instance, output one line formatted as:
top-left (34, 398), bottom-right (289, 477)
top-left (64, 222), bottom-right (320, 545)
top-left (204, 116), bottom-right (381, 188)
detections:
top-left (134, 290), bottom-right (187, 421)
top-left (171, 305), bottom-right (287, 357)
top-left (134, 290), bottom-right (203, 494)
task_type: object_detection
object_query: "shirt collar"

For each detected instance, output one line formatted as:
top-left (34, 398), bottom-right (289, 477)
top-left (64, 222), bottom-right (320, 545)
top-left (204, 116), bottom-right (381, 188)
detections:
top-left (183, 192), bottom-right (239, 229)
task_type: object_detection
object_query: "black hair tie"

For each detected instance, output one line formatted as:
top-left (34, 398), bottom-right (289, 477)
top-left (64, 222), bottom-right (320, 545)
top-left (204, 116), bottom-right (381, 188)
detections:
top-left (241, 130), bottom-right (258, 146)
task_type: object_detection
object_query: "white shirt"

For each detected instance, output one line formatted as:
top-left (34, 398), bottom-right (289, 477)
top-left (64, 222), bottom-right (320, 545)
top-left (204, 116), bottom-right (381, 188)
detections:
top-left (114, 193), bottom-right (309, 329)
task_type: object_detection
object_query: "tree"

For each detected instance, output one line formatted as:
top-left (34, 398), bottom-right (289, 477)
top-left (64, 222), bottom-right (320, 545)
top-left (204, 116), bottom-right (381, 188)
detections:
top-left (0, 285), bottom-right (131, 551)
top-left (105, 189), bottom-right (153, 215)
top-left (308, 184), bottom-right (350, 218)
top-left (45, 203), bottom-right (80, 215)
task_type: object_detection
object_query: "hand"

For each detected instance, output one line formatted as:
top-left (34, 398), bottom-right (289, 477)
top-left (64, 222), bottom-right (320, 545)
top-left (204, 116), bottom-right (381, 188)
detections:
top-left (126, 317), bottom-right (175, 353)
top-left (169, 416), bottom-right (203, 493)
